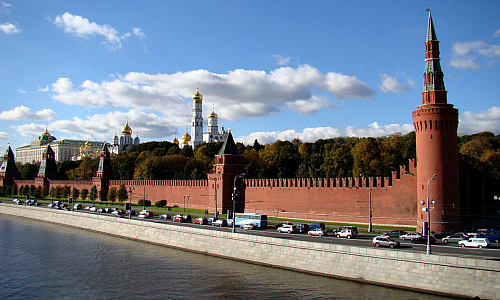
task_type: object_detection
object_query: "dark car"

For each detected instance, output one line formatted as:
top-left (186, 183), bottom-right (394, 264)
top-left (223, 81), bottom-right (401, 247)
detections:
top-left (411, 236), bottom-right (436, 244)
top-left (433, 230), bottom-right (454, 239)
top-left (384, 230), bottom-right (407, 237)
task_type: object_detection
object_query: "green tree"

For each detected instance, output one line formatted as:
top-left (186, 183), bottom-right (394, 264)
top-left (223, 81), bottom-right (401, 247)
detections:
top-left (18, 162), bottom-right (40, 180)
top-left (259, 140), bottom-right (300, 178)
top-left (42, 185), bottom-right (49, 198)
top-left (351, 137), bottom-right (383, 177)
top-left (89, 185), bottom-right (98, 203)
top-left (99, 188), bottom-right (107, 202)
top-left (34, 186), bottom-right (42, 199)
top-left (72, 187), bottom-right (80, 200)
top-left (80, 188), bottom-right (89, 200)
top-left (321, 143), bottom-right (354, 178)
top-left (11, 183), bottom-right (18, 196)
top-left (117, 184), bottom-right (128, 203)
top-left (107, 186), bottom-right (117, 203)
top-left (62, 185), bottom-right (71, 198)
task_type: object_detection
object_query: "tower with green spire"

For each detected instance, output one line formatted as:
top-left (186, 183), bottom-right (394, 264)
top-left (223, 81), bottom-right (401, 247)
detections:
top-left (412, 9), bottom-right (460, 233)
top-left (0, 145), bottom-right (20, 186)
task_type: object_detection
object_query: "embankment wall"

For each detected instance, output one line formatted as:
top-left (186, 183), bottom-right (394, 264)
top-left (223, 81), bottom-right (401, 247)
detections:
top-left (1, 204), bottom-right (498, 299)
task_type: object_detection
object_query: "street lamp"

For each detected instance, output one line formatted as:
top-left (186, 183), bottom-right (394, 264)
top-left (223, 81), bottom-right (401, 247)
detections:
top-left (421, 174), bottom-right (437, 255)
top-left (128, 186), bottom-right (135, 219)
top-left (231, 173), bottom-right (245, 233)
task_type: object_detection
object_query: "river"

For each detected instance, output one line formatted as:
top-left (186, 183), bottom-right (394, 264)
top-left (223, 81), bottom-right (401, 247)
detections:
top-left (0, 215), bottom-right (456, 299)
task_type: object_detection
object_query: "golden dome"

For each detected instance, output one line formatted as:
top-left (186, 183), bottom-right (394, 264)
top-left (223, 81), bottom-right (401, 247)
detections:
top-left (172, 137), bottom-right (179, 146)
top-left (85, 140), bottom-right (91, 147)
top-left (208, 104), bottom-right (218, 118)
top-left (193, 85), bottom-right (203, 103)
top-left (181, 131), bottom-right (191, 144)
top-left (122, 120), bottom-right (132, 135)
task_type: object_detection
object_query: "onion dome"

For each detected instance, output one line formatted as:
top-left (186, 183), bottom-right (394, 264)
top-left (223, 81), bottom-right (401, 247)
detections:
top-left (172, 137), bottom-right (179, 146)
top-left (193, 85), bottom-right (203, 104)
top-left (122, 120), bottom-right (132, 135)
top-left (208, 104), bottom-right (218, 118)
top-left (181, 131), bottom-right (191, 144)
top-left (37, 128), bottom-right (56, 142)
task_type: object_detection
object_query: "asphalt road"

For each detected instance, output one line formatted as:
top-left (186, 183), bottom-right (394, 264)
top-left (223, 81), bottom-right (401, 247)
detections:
top-left (5, 201), bottom-right (500, 261)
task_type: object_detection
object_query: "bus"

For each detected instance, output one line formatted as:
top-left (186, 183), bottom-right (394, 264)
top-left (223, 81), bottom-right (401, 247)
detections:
top-left (227, 213), bottom-right (268, 228)
top-left (476, 230), bottom-right (500, 243)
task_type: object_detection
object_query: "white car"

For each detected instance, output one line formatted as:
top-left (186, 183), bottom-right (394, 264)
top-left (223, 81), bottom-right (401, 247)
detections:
top-left (241, 224), bottom-right (256, 230)
top-left (399, 233), bottom-right (421, 240)
top-left (458, 238), bottom-right (490, 248)
top-left (335, 229), bottom-right (355, 239)
top-left (277, 224), bottom-right (296, 233)
top-left (308, 228), bottom-right (328, 236)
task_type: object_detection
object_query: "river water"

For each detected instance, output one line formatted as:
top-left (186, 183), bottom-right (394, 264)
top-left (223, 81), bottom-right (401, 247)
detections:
top-left (0, 215), bottom-right (456, 300)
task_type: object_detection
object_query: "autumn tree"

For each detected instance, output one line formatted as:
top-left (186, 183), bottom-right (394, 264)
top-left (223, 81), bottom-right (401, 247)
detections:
top-left (351, 137), bottom-right (383, 177)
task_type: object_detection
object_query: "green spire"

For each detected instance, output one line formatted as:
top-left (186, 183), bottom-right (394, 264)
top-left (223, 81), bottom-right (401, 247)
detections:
top-left (426, 9), bottom-right (438, 41)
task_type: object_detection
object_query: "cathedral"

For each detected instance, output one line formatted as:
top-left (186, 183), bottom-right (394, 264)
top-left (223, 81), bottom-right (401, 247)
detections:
top-left (178, 86), bottom-right (228, 148)
top-left (110, 120), bottom-right (141, 154)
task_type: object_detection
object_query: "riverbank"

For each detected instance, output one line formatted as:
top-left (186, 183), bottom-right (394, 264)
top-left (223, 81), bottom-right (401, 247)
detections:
top-left (1, 203), bottom-right (498, 299)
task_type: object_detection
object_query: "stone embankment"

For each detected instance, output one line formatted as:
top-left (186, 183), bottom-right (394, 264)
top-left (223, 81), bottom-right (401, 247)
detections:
top-left (1, 203), bottom-right (498, 299)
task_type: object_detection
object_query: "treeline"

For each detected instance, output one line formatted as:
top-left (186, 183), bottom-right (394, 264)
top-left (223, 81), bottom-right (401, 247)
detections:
top-left (14, 131), bottom-right (500, 181)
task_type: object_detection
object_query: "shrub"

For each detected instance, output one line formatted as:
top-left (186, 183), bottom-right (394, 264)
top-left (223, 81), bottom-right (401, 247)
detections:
top-left (138, 199), bottom-right (152, 206)
top-left (155, 200), bottom-right (167, 207)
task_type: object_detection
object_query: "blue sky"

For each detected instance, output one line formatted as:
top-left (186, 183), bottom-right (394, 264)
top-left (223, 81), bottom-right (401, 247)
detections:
top-left (1, 1), bottom-right (499, 153)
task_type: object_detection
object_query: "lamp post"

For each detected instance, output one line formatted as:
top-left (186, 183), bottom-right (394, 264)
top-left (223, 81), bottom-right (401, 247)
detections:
top-left (128, 186), bottom-right (135, 219)
top-left (231, 173), bottom-right (245, 233)
top-left (421, 174), bottom-right (437, 255)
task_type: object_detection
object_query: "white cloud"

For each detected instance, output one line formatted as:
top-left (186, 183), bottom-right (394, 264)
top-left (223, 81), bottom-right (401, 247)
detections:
top-left (271, 54), bottom-right (291, 66)
top-left (133, 27), bottom-right (145, 40)
top-left (17, 89), bottom-right (26, 94)
top-left (378, 74), bottom-right (411, 95)
top-left (494, 29), bottom-right (500, 38)
top-left (13, 110), bottom-right (178, 142)
top-left (1, 2), bottom-right (12, 13)
top-left (38, 85), bottom-right (50, 92)
top-left (0, 131), bottom-right (9, 140)
top-left (285, 96), bottom-right (333, 114)
top-left (0, 106), bottom-right (56, 121)
top-left (235, 122), bottom-right (414, 145)
top-left (53, 12), bottom-right (122, 50)
top-left (0, 22), bottom-right (22, 34)
top-left (450, 40), bottom-right (500, 70)
top-left (49, 65), bottom-right (375, 122)
top-left (459, 106), bottom-right (500, 134)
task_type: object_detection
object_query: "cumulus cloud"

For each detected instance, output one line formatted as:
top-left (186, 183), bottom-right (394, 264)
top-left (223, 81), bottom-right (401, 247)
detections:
top-left (0, 106), bottom-right (56, 120)
top-left (13, 110), bottom-right (179, 141)
top-left (494, 29), bottom-right (500, 38)
top-left (459, 106), bottom-right (500, 134)
top-left (1, 2), bottom-right (12, 13)
top-left (378, 74), bottom-right (412, 95)
top-left (52, 12), bottom-right (144, 50)
top-left (0, 131), bottom-right (9, 140)
top-left (271, 54), bottom-right (291, 66)
top-left (235, 122), bottom-right (414, 145)
top-left (48, 65), bottom-right (375, 122)
top-left (450, 39), bottom-right (500, 70)
top-left (0, 22), bottom-right (22, 34)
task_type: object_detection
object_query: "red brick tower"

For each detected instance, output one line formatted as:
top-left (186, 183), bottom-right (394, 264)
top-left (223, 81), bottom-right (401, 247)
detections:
top-left (412, 10), bottom-right (460, 233)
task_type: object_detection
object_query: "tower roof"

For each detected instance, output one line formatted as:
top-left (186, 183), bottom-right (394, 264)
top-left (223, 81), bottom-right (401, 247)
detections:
top-left (218, 131), bottom-right (240, 155)
top-left (193, 85), bottom-right (203, 103)
top-left (426, 9), bottom-right (438, 41)
top-left (122, 120), bottom-right (132, 135)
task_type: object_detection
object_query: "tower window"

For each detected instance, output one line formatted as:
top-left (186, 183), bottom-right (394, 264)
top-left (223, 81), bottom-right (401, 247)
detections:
top-left (430, 134), bottom-right (433, 139)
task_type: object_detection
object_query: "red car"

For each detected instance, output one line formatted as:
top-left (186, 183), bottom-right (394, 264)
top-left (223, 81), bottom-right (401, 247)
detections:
top-left (173, 214), bottom-right (191, 223)
top-left (192, 217), bottom-right (208, 225)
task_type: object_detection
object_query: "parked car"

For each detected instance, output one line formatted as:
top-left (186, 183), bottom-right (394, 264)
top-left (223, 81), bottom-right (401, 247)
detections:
top-left (89, 206), bottom-right (98, 212)
top-left (159, 214), bottom-right (171, 220)
top-left (308, 228), bottom-right (328, 236)
top-left (73, 203), bottom-right (82, 210)
top-left (193, 217), bottom-right (208, 225)
top-left (442, 234), bottom-right (467, 244)
top-left (241, 224), bottom-right (256, 230)
top-left (411, 236), bottom-right (435, 244)
top-left (338, 226), bottom-right (358, 235)
top-left (335, 229), bottom-right (356, 239)
top-left (295, 223), bottom-right (309, 233)
top-left (274, 221), bottom-right (293, 229)
top-left (399, 233), bottom-right (421, 240)
top-left (372, 236), bottom-right (400, 248)
top-left (277, 224), bottom-right (296, 233)
top-left (458, 238), bottom-right (490, 248)
top-left (309, 223), bottom-right (326, 231)
top-left (173, 214), bottom-right (191, 222)
top-left (212, 219), bottom-right (227, 227)
top-left (384, 230), bottom-right (407, 237)
top-left (138, 210), bottom-right (153, 218)
top-left (13, 199), bottom-right (22, 205)
top-left (433, 230), bottom-right (454, 239)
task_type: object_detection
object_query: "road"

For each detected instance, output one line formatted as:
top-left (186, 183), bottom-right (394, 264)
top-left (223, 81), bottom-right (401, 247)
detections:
top-left (5, 200), bottom-right (500, 261)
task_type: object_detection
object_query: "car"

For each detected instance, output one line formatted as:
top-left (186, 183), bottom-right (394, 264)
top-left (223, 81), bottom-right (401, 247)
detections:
top-left (458, 238), bottom-right (490, 248)
top-left (159, 214), bottom-right (171, 220)
top-left (308, 228), bottom-right (328, 236)
top-left (13, 199), bottom-right (22, 205)
top-left (338, 226), bottom-right (358, 235)
top-left (274, 221), bottom-right (293, 229)
top-left (295, 223), bottom-right (309, 233)
top-left (411, 236), bottom-right (435, 244)
top-left (442, 234), bottom-right (467, 244)
top-left (173, 214), bottom-right (191, 222)
top-left (384, 230), bottom-right (407, 237)
top-left (73, 203), bottom-right (82, 210)
top-left (138, 210), bottom-right (153, 218)
top-left (399, 233), bottom-right (421, 240)
top-left (241, 224), bottom-right (256, 230)
top-left (193, 217), bottom-right (208, 225)
top-left (89, 206), bottom-right (98, 212)
top-left (433, 230), bottom-right (454, 239)
top-left (335, 229), bottom-right (355, 239)
top-left (212, 219), bottom-right (227, 227)
top-left (277, 224), bottom-right (296, 233)
top-left (372, 236), bottom-right (400, 248)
